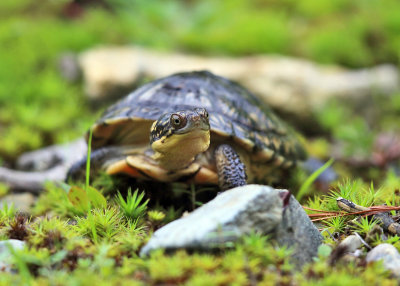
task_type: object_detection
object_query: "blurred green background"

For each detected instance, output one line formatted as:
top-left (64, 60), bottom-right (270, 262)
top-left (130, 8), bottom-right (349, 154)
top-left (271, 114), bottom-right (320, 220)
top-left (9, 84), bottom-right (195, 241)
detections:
top-left (1, 0), bottom-right (399, 162)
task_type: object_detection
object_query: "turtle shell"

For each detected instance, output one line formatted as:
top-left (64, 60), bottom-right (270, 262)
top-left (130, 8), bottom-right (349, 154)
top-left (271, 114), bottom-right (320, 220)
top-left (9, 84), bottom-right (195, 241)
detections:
top-left (90, 71), bottom-right (306, 173)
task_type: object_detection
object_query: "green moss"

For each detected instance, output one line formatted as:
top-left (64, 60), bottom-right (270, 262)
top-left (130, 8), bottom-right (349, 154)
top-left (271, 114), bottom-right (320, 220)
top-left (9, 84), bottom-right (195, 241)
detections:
top-left (75, 207), bottom-right (124, 243)
top-left (0, 209), bottom-right (398, 284)
top-left (116, 189), bottom-right (149, 222)
top-left (32, 183), bottom-right (78, 218)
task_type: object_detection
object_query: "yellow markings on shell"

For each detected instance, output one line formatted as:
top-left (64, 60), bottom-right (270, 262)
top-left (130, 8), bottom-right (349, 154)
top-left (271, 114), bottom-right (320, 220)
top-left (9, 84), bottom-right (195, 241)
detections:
top-left (273, 155), bottom-right (285, 166)
top-left (272, 138), bottom-right (281, 152)
top-left (257, 148), bottom-right (274, 160)
top-left (262, 135), bottom-right (270, 147)
top-left (150, 121), bottom-right (157, 133)
top-left (282, 160), bottom-right (293, 168)
top-left (234, 137), bottom-right (254, 151)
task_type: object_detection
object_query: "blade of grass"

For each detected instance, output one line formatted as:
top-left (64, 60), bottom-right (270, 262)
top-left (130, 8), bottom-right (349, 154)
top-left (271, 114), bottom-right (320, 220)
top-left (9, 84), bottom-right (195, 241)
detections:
top-left (297, 158), bottom-right (334, 201)
top-left (86, 128), bottom-right (93, 192)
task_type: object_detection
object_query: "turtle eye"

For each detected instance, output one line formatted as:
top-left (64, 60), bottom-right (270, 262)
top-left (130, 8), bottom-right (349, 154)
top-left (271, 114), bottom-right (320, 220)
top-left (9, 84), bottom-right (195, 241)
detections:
top-left (170, 114), bottom-right (186, 129)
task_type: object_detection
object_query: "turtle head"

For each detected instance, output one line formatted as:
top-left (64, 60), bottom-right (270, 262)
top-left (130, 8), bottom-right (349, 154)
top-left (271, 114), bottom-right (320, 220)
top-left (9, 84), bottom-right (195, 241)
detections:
top-left (150, 108), bottom-right (210, 171)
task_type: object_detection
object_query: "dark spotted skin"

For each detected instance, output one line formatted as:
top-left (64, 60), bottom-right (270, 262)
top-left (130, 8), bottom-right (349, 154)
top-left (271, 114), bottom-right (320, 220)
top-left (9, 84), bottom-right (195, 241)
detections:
top-left (215, 144), bottom-right (247, 190)
top-left (84, 71), bottom-right (306, 185)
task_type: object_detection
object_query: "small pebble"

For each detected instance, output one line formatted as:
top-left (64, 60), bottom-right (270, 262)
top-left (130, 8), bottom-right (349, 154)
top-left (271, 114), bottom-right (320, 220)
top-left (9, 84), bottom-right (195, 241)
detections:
top-left (366, 243), bottom-right (400, 277)
top-left (0, 239), bottom-right (26, 272)
top-left (339, 235), bottom-right (362, 252)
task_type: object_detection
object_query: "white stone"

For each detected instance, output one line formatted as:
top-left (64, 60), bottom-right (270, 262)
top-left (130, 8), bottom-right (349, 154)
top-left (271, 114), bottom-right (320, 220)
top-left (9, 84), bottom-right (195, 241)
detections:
top-left (366, 243), bottom-right (400, 277)
top-left (140, 185), bottom-right (283, 256)
top-left (339, 235), bottom-right (362, 253)
top-left (0, 193), bottom-right (35, 213)
top-left (0, 240), bottom-right (26, 272)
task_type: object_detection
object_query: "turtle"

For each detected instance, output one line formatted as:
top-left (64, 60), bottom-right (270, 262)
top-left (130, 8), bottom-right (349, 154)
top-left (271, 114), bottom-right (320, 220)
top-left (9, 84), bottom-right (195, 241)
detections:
top-left (68, 71), bottom-right (306, 190)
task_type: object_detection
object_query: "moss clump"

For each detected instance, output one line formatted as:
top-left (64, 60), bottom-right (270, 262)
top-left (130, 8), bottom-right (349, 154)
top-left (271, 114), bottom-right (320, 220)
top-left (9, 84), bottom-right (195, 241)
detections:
top-left (1, 178), bottom-right (400, 284)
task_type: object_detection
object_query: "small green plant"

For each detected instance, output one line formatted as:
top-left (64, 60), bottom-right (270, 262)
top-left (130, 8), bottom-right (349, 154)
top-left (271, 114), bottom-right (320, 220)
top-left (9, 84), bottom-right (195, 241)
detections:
top-left (75, 207), bottom-right (123, 243)
top-left (385, 235), bottom-right (400, 246)
top-left (33, 182), bottom-right (80, 217)
top-left (147, 210), bottom-right (166, 230)
top-left (92, 172), bottom-right (120, 195)
top-left (305, 195), bottom-right (325, 213)
top-left (324, 215), bottom-right (347, 233)
top-left (325, 179), bottom-right (390, 212)
top-left (173, 183), bottom-right (216, 210)
top-left (160, 206), bottom-right (183, 223)
top-left (29, 217), bottom-right (78, 250)
top-left (116, 189), bottom-right (149, 221)
top-left (239, 231), bottom-right (272, 258)
top-left (67, 185), bottom-right (107, 215)
top-left (65, 128), bottom-right (107, 215)
top-left (0, 203), bottom-right (16, 222)
top-left (352, 217), bottom-right (378, 235)
top-left (324, 179), bottom-right (365, 210)
top-left (297, 158), bottom-right (334, 201)
top-left (148, 210), bottom-right (166, 222)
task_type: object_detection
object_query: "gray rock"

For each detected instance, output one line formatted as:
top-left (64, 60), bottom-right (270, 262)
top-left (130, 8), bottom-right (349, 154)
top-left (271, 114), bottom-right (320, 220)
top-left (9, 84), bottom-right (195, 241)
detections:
top-left (16, 138), bottom-right (87, 172)
top-left (366, 243), bottom-right (400, 277)
top-left (338, 235), bottom-right (362, 253)
top-left (0, 193), bottom-right (36, 213)
top-left (274, 190), bottom-right (323, 265)
top-left (0, 239), bottom-right (25, 272)
top-left (141, 185), bottom-right (283, 255)
top-left (0, 165), bottom-right (68, 193)
top-left (0, 138), bottom-right (87, 193)
top-left (141, 185), bottom-right (322, 266)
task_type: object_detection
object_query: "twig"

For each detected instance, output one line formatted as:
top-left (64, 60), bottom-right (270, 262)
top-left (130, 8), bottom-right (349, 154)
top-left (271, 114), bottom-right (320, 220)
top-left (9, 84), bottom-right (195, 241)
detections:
top-left (305, 204), bottom-right (400, 222)
top-left (354, 232), bottom-right (372, 250)
top-left (305, 198), bottom-right (400, 235)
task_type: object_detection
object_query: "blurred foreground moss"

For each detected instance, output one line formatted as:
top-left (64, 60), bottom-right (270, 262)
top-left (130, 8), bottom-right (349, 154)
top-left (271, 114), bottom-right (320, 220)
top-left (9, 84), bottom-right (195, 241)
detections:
top-left (0, 217), bottom-right (396, 285)
top-left (0, 174), bottom-right (398, 284)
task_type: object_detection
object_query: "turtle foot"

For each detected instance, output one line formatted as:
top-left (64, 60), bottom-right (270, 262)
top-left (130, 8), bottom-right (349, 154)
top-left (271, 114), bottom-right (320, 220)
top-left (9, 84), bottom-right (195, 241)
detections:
top-left (215, 144), bottom-right (247, 191)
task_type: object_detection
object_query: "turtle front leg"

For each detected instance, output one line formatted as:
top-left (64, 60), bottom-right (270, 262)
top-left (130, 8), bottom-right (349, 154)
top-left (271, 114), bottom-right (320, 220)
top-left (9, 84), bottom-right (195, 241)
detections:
top-left (215, 144), bottom-right (247, 191)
